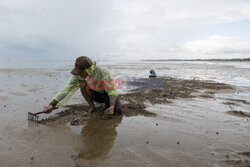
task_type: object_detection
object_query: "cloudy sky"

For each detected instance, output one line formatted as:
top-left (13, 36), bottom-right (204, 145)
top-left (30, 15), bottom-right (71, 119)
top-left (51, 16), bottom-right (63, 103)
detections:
top-left (1, 0), bottom-right (250, 61)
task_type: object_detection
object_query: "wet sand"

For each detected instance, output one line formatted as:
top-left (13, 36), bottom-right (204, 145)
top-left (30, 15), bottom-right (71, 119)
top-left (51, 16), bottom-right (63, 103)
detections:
top-left (40, 77), bottom-right (234, 125)
top-left (0, 62), bottom-right (250, 167)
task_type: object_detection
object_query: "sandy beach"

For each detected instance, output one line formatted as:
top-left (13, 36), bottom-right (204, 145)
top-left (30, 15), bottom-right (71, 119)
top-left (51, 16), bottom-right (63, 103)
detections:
top-left (0, 61), bottom-right (249, 167)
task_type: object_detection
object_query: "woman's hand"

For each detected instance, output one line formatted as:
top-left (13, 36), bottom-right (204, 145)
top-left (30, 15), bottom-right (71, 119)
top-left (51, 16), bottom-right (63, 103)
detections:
top-left (104, 105), bottom-right (114, 115)
top-left (43, 105), bottom-right (53, 114)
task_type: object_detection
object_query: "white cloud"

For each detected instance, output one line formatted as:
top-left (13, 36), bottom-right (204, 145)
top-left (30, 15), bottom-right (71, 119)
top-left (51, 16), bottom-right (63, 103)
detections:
top-left (114, 0), bottom-right (250, 27)
top-left (181, 35), bottom-right (250, 59)
top-left (1, 0), bottom-right (250, 60)
top-left (107, 0), bottom-right (250, 59)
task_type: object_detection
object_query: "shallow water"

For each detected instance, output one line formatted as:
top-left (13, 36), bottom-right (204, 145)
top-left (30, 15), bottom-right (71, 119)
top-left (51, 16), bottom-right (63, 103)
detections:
top-left (0, 60), bottom-right (250, 167)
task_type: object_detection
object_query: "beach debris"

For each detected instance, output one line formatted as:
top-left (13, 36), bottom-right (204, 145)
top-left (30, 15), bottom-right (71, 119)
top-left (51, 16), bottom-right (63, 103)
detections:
top-left (177, 141), bottom-right (180, 144)
top-left (216, 132), bottom-right (219, 135)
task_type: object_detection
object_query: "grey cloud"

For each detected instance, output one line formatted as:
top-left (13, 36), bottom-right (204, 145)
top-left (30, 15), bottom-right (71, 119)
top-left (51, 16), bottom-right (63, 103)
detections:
top-left (0, 0), bottom-right (120, 60)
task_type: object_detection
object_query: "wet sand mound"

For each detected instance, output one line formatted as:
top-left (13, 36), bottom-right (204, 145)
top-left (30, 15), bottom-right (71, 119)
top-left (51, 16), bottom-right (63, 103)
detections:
top-left (223, 102), bottom-right (240, 106)
top-left (226, 110), bottom-right (250, 117)
top-left (228, 99), bottom-right (250, 105)
top-left (239, 152), bottom-right (250, 157)
top-left (40, 77), bottom-right (233, 125)
top-left (220, 151), bottom-right (250, 167)
top-left (121, 77), bottom-right (232, 116)
top-left (39, 105), bottom-right (90, 126)
top-left (39, 104), bottom-right (120, 126)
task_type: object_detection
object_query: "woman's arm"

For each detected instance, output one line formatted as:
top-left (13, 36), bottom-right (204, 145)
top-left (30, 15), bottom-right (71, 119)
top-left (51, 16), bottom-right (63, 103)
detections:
top-left (44, 75), bottom-right (82, 113)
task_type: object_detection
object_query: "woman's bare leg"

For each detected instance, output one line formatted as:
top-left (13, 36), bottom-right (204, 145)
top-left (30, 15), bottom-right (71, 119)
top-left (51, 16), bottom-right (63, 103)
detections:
top-left (79, 81), bottom-right (95, 112)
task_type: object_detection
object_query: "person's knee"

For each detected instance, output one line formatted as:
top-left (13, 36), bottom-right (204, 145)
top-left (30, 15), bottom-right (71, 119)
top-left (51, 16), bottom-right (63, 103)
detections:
top-left (79, 81), bottom-right (87, 90)
top-left (80, 81), bottom-right (93, 99)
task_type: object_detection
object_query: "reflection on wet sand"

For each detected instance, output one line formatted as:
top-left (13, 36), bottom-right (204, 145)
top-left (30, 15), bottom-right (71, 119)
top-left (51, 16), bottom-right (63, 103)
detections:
top-left (76, 115), bottom-right (122, 162)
